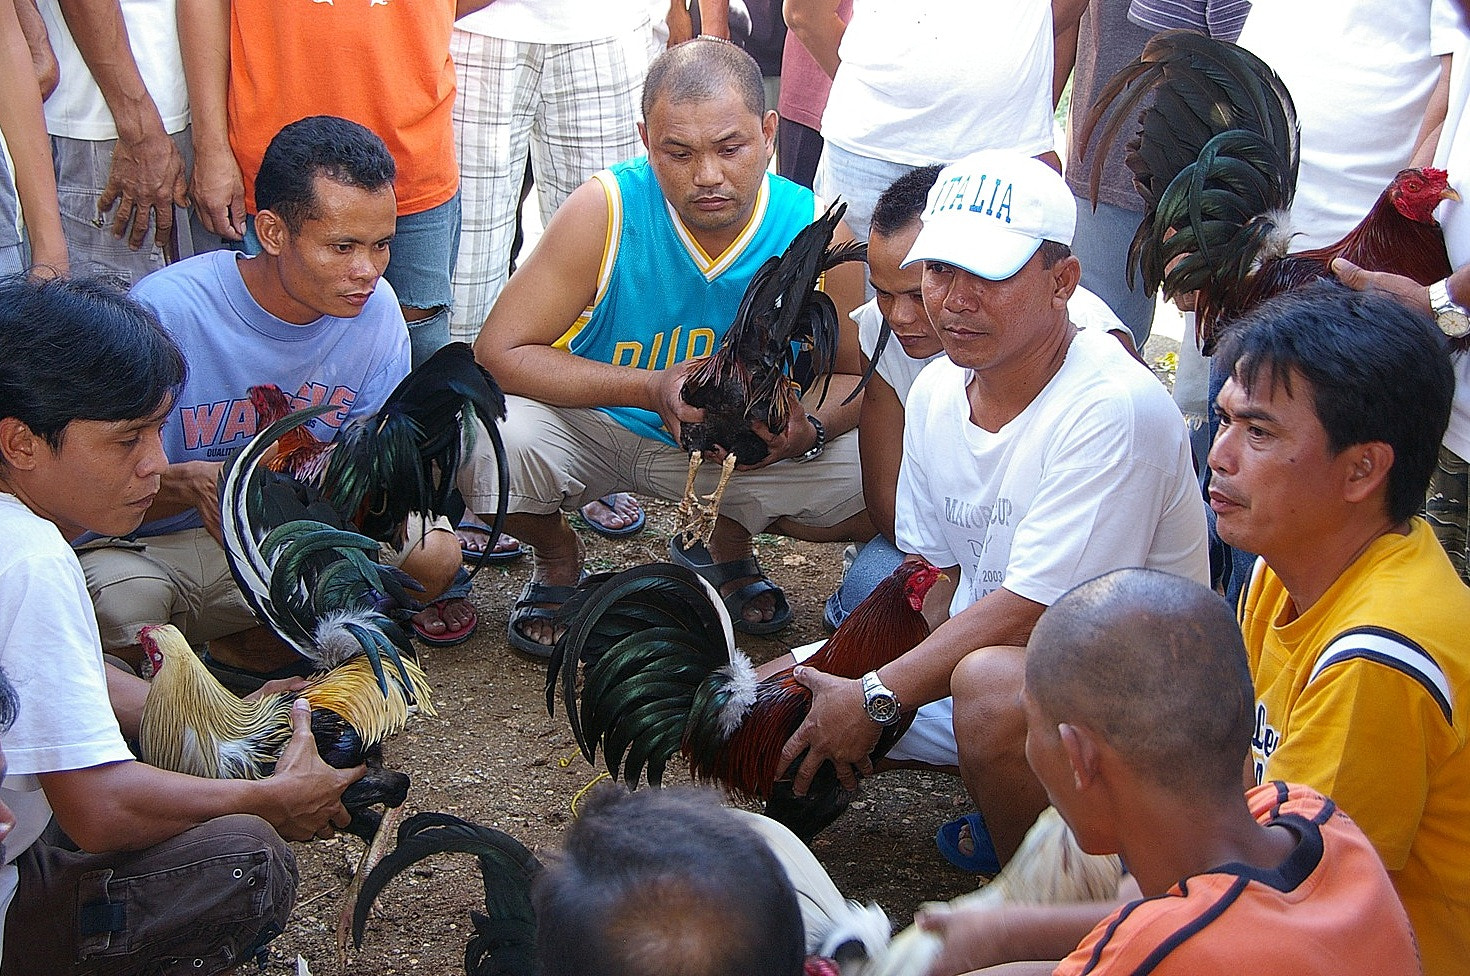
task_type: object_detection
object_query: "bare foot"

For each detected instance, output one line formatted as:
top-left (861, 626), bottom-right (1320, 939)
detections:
top-left (579, 493), bottom-right (644, 534)
top-left (412, 597), bottom-right (476, 637)
top-left (455, 516), bottom-right (521, 557)
top-left (706, 536), bottom-right (777, 627)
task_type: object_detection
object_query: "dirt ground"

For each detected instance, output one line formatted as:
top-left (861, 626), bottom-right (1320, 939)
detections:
top-left (268, 502), bottom-right (979, 975)
top-left (269, 341), bottom-right (1181, 974)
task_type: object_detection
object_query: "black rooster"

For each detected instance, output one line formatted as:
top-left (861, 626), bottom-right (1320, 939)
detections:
top-left (351, 812), bottom-right (541, 976)
top-left (546, 559), bottom-right (944, 840)
top-left (676, 201), bottom-right (868, 546)
top-left (248, 340), bottom-right (512, 576)
top-left (1078, 30), bottom-right (1458, 352)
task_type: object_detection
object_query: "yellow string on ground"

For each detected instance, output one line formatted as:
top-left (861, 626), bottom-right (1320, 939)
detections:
top-left (570, 771), bottom-right (610, 818)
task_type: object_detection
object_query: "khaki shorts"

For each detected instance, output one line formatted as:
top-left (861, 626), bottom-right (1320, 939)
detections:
top-left (457, 396), bottom-right (865, 536)
top-left (78, 516), bottom-right (453, 652)
top-left (3, 814), bottom-right (296, 976)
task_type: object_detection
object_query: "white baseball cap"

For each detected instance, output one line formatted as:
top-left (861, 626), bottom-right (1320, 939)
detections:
top-left (902, 150), bottom-right (1076, 281)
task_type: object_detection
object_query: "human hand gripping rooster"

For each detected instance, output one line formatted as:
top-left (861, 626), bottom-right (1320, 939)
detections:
top-left (546, 558), bottom-right (944, 840)
top-left (674, 200), bottom-right (872, 547)
top-left (1077, 30), bottom-right (1459, 353)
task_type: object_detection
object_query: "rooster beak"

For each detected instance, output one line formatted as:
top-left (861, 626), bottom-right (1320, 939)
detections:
top-left (1442, 187), bottom-right (1462, 203)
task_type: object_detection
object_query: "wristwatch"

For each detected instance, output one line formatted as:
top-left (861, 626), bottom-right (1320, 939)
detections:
top-left (1429, 278), bottom-right (1470, 339)
top-left (794, 414), bottom-right (826, 463)
top-left (861, 671), bottom-right (902, 726)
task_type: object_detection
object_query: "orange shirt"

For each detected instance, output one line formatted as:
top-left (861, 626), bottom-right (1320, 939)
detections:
top-left (1055, 783), bottom-right (1422, 976)
top-left (228, 0), bottom-right (458, 217)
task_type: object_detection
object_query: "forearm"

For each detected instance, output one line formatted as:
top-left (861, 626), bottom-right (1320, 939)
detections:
top-left (878, 587), bottom-right (1043, 708)
top-left (455, 0), bottom-right (496, 18)
top-left (804, 371), bottom-right (862, 438)
top-left (13, 0), bottom-right (58, 97)
top-left (0, 0), bottom-right (65, 270)
top-left (40, 761), bottom-right (266, 852)
top-left (486, 343), bottom-right (665, 413)
top-left (696, 0), bottom-right (729, 38)
top-left (176, 0), bottom-right (229, 159)
top-left (105, 661), bottom-right (150, 739)
top-left (56, 0), bottom-right (165, 142)
top-left (782, 0), bottom-right (844, 79)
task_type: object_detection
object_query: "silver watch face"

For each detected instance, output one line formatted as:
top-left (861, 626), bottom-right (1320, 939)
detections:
top-left (1439, 310), bottom-right (1470, 339)
top-left (865, 693), bottom-right (901, 726)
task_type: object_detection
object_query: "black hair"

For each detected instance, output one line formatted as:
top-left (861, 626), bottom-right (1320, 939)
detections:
top-left (1037, 240), bottom-right (1073, 269)
top-left (534, 785), bottom-right (805, 976)
top-left (870, 165), bottom-right (942, 239)
top-left (1216, 279), bottom-right (1454, 523)
top-left (254, 115), bottom-right (396, 232)
top-left (642, 37), bottom-right (766, 121)
top-left (0, 275), bottom-right (186, 450)
top-left (1027, 568), bottom-right (1253, 799)
top-left (0, 664), bottom-right (16, 733)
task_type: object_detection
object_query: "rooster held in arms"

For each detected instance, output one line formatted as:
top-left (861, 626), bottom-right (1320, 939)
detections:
top-left (547, 558), bottom-right (945, 840)
top-left (675, 200), bottom-right (869, 546)
top-left (1077, 30), bottom-right (1459, 353)
top-left (247, 340), bottom-right (512, 576)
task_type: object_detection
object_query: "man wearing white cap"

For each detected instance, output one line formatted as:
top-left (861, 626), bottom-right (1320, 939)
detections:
top-left (779, 150), bottom-right (1208, 868)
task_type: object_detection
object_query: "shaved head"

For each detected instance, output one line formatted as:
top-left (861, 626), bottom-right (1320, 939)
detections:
top-left (642, 37), bottom-right (766, 120)
top-left (1025, 569), bottom-right (1252, 799)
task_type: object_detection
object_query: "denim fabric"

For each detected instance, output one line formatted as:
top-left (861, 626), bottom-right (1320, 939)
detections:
top-left (814, 142), bottom-right (916, 249)
top-left (823, 534), bottom-right (906, 629)
top-left (1070, 195), bottom-right (1156, 349)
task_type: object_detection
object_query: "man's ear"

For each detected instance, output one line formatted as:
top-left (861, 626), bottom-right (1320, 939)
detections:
top-left (762, 109), bottom-right (778, 157)
top-left (0, 417), bottom-right (42, 471)
top-left (1053, 255), bottom-right (1081, 306)
top-left (637, 119), bottom-right (650, 152)
top-left (1058, 722), bottom-right (1098, 791)
top-left (1342, 441), bottom-right (1395, 505)
top-left (254, 208), bottom-right (288, 257)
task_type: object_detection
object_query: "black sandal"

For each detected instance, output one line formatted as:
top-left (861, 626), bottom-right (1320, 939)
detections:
top-left (667, 538), bottom-right (794, 635)
top-left (507, 578), bottom-right (581, 659)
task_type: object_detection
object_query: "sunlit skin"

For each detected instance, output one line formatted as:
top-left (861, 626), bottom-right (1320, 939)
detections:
top-left (0, 401), bottom-right (171, 542)
top-left (869, 221), bottom-right (943, 360)
top-left (243, 177), bottom-right (397, 325)
top-left (1209, 374), bottom-right (1359, 562)
top-left (921, 251), bottom-right (1077, 377)
top-left (638, 88), bottom-right (777, 257)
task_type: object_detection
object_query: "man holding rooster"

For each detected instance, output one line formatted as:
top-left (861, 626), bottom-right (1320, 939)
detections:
top-left (0, 275), bottom-right (359, 975)
top-left (779, 149), bottom-right (1208, 870)
top-left (461, 37), bottom-right (871, 655)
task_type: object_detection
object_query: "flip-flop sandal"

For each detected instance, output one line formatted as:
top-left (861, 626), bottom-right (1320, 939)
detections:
top-left (411, 597), bottom-right (479, 647)
top-left (936, 811), bottom-right (1001, 875)
top-left (668, 538), bottom-right (794, 635)
top-left (507, 578), bottom-right (583, 660)
top-left (578, 493), bottom-right (647, 538)
top-left (457, 520), bottom-right (524, 563)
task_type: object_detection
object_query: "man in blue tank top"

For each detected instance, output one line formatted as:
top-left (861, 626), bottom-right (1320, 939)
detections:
top-left (461, 38), bottom-right (871, 656)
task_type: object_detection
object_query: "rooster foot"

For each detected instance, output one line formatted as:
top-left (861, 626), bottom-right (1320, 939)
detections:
top-left (676, 453), bottom-right (737, 551)
top-left (335, 801), bottom-right (406, 965)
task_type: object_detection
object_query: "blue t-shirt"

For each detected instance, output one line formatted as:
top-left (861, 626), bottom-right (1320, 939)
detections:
top-left (128, 250), bottom-right (410, 536)
top-left (563, 157), bottom-right (818, 445)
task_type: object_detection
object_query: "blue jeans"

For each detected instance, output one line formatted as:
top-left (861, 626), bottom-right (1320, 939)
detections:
top-left (1071, 195), bottom-right (1156, 349)
top-left (815, 143), bottom-right (916, 264)
top-left (824, 534), bottom-right (906, 629)
top-left (241, 191), bottom-right (462, 368)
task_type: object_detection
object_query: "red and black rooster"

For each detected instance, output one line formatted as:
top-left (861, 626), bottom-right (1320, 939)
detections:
top-left (247, 340), bottom-right (511, 572)
top-left (546, 559), bottom-right (944, 840)
top-left (1078, 30), bottom-right (1460, 352)
top-left (676, 201), bottom-right (868, 545)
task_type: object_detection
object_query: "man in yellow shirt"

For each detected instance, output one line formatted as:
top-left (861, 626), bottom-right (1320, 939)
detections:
top-left (1210, 280), bottom-right (1470, 975)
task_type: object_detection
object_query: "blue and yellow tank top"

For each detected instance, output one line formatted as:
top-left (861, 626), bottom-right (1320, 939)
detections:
top-left (558, 155), bottom-right (818, 445)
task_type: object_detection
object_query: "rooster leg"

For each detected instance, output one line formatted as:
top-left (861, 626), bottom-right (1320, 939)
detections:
top-left (335, 801), bottom-right (406, 964)
top-left (676, 451), bottom-right (704, 547)
top-left (694, 453), bottom-right (739, 549)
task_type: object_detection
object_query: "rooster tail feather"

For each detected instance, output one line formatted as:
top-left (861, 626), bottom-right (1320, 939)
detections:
top-left (352, 811), bottom-right (540, 966)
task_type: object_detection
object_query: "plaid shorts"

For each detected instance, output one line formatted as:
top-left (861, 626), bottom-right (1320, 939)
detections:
top-left (1427, 445), bottom-right (1469, 583)
top-left (448, 25), bottom-right (648, 341)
